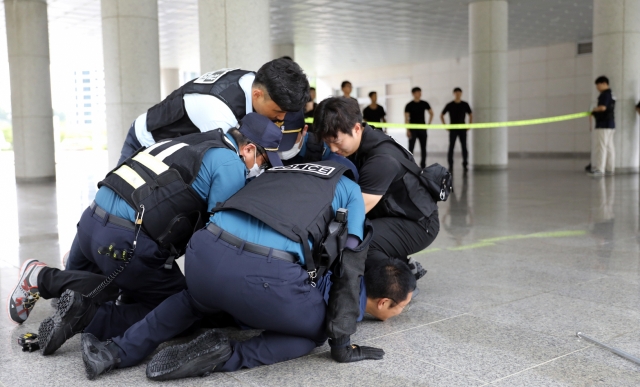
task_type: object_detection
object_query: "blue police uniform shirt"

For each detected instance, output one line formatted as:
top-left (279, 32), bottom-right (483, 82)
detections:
top-left (210, 175), bottom-right (365, 264)
top-left (94, 133), bottom-right (246, 222)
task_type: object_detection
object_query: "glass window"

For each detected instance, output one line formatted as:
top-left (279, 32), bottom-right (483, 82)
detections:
top-left (84, 112), bottom-right (91, 116)
top-left (83, 87), bottom-right (90, 91)
top-left (84, 103), bottom-right (91, 107)
top-left (82, 79), bottom-right (90, 83)
top-left (84, 95), bottom-right (91, 100)
top-left (84, 120), bottom-right (92, 124)
top-left (82, 71), bottom-right (90, 75)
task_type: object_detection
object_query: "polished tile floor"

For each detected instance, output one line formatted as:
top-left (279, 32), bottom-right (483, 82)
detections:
top-left (0, 150), bottom-right (639, 386)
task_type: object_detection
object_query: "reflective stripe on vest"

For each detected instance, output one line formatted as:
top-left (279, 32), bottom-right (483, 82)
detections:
top-left (155, 143), bottom-right (189, 161)
top-left (113, 165), bottom-right (145, 189)
top-left (113, 144), bottom-right (189, 189)
top-left (132, 152), bottom-right (169, 175)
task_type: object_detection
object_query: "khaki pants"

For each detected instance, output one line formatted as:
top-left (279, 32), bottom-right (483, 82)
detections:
top-left (591, 129), bottom-right (615, 173)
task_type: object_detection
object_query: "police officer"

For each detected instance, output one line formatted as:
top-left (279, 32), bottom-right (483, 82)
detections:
top-left (280, 109), bottom-right (360, 181)
top-left (117, 57), bottom-right (309, 164)
top-left (313, 97), bottom-right (440, 280)
top-left (79, 161), bottom-right (416, 380)
top-left (7, 114), bottom-right (284, 352)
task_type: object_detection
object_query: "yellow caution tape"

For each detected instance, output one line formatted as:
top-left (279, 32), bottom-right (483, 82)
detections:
top-left (304, 111), bottom-right (591, 130)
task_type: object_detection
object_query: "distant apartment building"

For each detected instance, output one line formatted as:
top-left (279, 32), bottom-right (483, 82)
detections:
top-left (72, 69), bottom-right (106, 130)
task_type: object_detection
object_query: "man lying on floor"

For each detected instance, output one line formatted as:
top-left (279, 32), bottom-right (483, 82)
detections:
top-left (76, 160), bottom-right (415, 380)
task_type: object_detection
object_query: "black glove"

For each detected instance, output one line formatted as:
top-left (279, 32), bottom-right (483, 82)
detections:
top-left (330, 343), bottom-right (385, 363)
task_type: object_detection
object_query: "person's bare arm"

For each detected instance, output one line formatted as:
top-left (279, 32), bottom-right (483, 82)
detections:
top-left (362, 193), bottom-right (383, 213)
top-left (428, 109), bottom-right (434, 124)
top-left (440, 114), bottom-right (446, 124)
top-left (593, 105), bottom-right (607, 112)
top-left (405, 112), bottom-right (411, 137)
top-left (468, 113), bottom-right (473, 124)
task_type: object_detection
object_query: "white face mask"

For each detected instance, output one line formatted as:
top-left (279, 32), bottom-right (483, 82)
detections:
top-left (247, 148), bottom-right (264, 179)
top-left (278, 135), bottom-right (303, 160)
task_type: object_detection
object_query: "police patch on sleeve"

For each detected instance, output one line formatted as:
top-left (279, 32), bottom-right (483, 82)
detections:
top-left (268, 163), bottom-right (336, 177)
top-left (194, 68), bottom-right (238, 85)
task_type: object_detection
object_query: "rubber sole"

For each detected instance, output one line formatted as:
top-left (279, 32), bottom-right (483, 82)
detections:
top-left (146, 330), bottom-right (231, 381)
top-left (6, 259), bottom-right (39, 325)
top-left (39, 289), bottom-right (79, 355)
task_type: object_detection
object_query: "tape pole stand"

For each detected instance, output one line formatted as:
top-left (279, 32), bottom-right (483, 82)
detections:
top-left (576, 332), bottom-right (640, 365)
top-left (304, 111), bottom-right (591, 130)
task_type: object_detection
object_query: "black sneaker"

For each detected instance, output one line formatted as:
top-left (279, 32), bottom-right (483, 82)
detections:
top-left (39, 289), bottom-right (98, 355)
top-left (82, 333), bottom-right (120, 380)
top-left (407, 257), bottom-right (427, 280)
top-left (146, 329), bottom-right (232, 381)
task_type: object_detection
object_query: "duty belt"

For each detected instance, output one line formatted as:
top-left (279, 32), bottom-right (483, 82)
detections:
top-left (206, 223), bottom-right (298, 264)
top-left (90, 201), bottom-right (136, 231)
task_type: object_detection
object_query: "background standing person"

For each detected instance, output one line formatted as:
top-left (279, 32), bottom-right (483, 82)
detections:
top-left (636, 101), bottom-right (640, 115)
top-left (363, 91), bottom-right (386, 132)
top-left (341, 81), bottom-right (357, 101)
top-left (441, 87), bottom-right (472, 174)
top-left (590, 76), bottom-right (616, 177)
top-left (305, 87), bottom-right (317, 118)
top-left (404, 87), bottom-right (433, 168)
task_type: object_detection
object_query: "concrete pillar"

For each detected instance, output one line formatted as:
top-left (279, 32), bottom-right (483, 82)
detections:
top-left (198, 0), bottom-right (271, 73)
top-left (273, 43), bottom-right (294, 60)
top-left (593, 0), bottom-right (640, 173)
top-left (469, 0), bottom-right (508, 170)
top-left (101, 0), bottom-right (161, 168)
top-left (4, 0), bottom-right (55, 183)
top-left (161, 68), bottom-right (180, 99)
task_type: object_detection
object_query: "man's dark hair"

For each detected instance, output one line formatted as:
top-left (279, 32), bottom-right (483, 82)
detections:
top-left (453, 87), bottom-right (462, 93)
top-left (364, 259), bottom-right (416, 306)
top-left (368, 91), bottom-right (377, 98)
top-left (411, 87), bottom-right (421, 93)
top-left (254, 58), bottom-right (309, 112)
top-left (280, 55), bottom-right (293, 61)
top-left (341, 80), bottom-right (352, 89)
top-left (312, 97), bottom-right (362, 141)
top-left (595, 76), bottom-right (609, 85)
top-left (310, 87), bottom-right (316, 91)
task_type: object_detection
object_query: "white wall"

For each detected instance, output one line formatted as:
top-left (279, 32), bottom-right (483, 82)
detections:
top-left (319, 42), bottom-right (593, 155)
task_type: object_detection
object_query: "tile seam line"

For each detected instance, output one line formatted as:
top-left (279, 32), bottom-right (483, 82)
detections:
top-left (484, 344), bottom-right (593, 385)
top-left (360, 313), bottom-right (470, 342)
top-left (384, 347), bottom-right (489, 385)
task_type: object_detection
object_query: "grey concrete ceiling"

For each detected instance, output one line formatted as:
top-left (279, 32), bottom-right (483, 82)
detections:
top-left (1, 0), bottom-right (593, 76)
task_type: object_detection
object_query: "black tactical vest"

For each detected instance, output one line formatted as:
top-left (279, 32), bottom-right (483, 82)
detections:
top-left (99, 129), bottom-right (237, 251)
top-left (145, 69), bottom-right (253, 142)
top-left (212, 161), bottom-right (348, 267)
top-left (351, 125), bottom-right (438, 221)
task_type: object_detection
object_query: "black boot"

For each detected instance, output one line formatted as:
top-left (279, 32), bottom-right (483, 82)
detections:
top-left (407, 257), bottom-right (427, 280)
top-left (81, 333), bottom-right (121, 380)
top-left (39, 289), bottom-right (98, 355)
top-left (146, 329), bottom-right (232, 381)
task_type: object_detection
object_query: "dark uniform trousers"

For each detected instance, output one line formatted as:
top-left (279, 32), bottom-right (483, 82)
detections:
top-left (113, 227), bottom-right (327, 371)
top-left (447, 130), bottom-right (469, 169)
top-left (61, 205), bottom-right (187, 340)
top-left (408, 130), bottom-right (427, 168)
top-left (367, 211), bottom-right (440, 268)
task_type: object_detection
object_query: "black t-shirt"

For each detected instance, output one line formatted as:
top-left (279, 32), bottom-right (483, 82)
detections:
top-left (442, 101), bottom-right (472, 124)
top-left (405, 100), bottom-right (431, 124)
top-left (349, 128), bottom-right (405, 196)
top-left (363, 105), bottom-right (386, 123)
top-left (304, 103), bottom-right (317, 118)
top-left (593, 89), bottom-right (615, 129)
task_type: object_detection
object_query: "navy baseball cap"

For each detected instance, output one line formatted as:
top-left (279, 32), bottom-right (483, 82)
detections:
top-left (279, 109), bottom-right (305, 151)
top-left (238, 113), bottom-right (283, 167)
